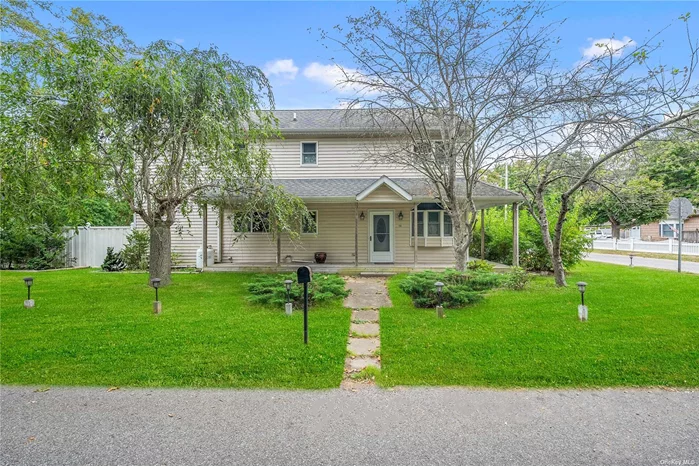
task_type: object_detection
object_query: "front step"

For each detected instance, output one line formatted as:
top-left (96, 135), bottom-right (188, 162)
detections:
top-left (359, 271), bottom-right (396, 277)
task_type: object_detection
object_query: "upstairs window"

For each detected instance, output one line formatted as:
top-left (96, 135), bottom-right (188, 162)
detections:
top-left (301, 142), bottom-right (318, 165)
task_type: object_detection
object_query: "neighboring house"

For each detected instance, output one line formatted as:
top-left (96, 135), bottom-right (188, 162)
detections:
top-left (639, 214), bottom-right (699, 242)
top-left (138, 109), bottom-right (524, 269)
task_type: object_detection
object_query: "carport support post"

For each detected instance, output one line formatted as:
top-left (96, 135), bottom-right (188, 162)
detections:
top-left (480, 209), bottom-right (485, 259)
top-left (354, 202), bottom-right (359, 267)
top-left (413, 204), bottom-right (419, 267)
top-left (202, 203), bottom-right (208, 268)
top-left (512, 203), bottom-right (520, 267)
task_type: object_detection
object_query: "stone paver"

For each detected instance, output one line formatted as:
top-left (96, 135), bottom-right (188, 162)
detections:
top-left (347, 338), bottom-right (379, 356)
top-left (350, 322), bottom-right (379, 336)
top-left (351, 310), bottom-right (379, 322)
top-left (344, 277), bottom-right (392, 309)
top-left (346, 357), bottom-right (381, 371)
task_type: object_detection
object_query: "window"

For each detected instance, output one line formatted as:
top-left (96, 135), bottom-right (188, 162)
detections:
top-left (443, 213), bottom-right (453, 237)
top-left (301, 142), bottom-right (317, 165)
top-left (302, 211), bottom-right (318, 234)
top-left (428, 211), bottom-right (441, 237)
top-left (233, 212), bottom-right (269, 233)
top-left (660, 223), bottom-right (678, 238)
top-left (411, 205), bottom-right (453, 238)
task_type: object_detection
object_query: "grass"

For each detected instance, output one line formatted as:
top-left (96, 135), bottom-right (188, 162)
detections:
top-left (591, 249), bottom-right (699, 263)
top-left (379, 262), bottom-right (699, 388)
top-left (0, 269), bottom-right (350, 389)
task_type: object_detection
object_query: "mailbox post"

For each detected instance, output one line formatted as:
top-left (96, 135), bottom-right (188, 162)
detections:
top-left (296, 266), bottom-right (313, 344)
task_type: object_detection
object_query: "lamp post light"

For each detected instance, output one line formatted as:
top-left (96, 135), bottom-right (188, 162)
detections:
top-left (23, 277), bottom-right (35, 308)
top-left (151, 278), bottom-right (162, 314)
top-left (629, 254), bottom-right (634, 267)
top-left (284, 279), bottom-right (293, 316)
top-left (576, 281), bottom-right (588, 321)
top-left (435, 281), bottom-right (444, 318)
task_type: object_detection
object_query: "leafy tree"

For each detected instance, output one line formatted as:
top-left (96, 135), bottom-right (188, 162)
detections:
top-left (581, 176), bottom-right (670, 238)
top-left (639, 139), bottom-right (699, 206)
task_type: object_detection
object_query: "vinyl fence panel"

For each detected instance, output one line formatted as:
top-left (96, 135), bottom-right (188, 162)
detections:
top-left (65, 226), bottom-right (132, 267)
top-left (592, 238), bottom-right (699, 256)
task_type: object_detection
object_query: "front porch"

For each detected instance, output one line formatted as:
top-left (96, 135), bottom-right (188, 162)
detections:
top-left (204, 259), bottom-right (513, 274)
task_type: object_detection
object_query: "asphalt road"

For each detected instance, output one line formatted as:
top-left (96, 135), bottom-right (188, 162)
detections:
top-left (585, 252), bottom-right (699, 274)
top-left (2, 386), bottom-right (697, 466)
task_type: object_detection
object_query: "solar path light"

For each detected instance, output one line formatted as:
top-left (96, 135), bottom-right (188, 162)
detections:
top-left (23, 277), bottom-right (34, 308)
top-left (576, 281), bottom-right (588, 321)
top-left (435, 281), bottom-right (444, 318)
top-left (629, 254), bottom-right (634, 267)
top-left (151, 278), bottom-right (162, 315)
top-left (284, 279), bottom-right (293, 316)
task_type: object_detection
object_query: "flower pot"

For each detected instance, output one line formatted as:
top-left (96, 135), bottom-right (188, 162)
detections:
top-left (314, 252), bottom-right (327, 264)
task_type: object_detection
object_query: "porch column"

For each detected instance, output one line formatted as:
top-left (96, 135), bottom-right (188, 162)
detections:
top-left (276, 235), bottom-right (281, 266)
top-left (512, 202), bottom-right (520, 267)
top-left (413, 203), bottom-right (418, 267)
top-left (218, 208), bottom-right (224, 262)
top-left (480, 209), bottom-right (485, 259)
top-left (202, 203), bottom-right (208, 268)
top-left (354, 202), bottom-right (359, 266)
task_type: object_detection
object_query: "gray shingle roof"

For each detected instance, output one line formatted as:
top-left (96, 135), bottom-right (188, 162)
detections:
top-left (266, 109), bottom-right (439, 134)
top-left (272, 178), bottom-right (522, 200)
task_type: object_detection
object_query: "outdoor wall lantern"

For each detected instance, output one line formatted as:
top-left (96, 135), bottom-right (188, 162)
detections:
top-left (576, 281), bottom-right (588, 321)
top-left (151, 278), bottom-right (162, 315)
top-left (398, 211), bottom-right (404, 221)
top-left (359, 211), bottom-right (365, 221)
top-left (284, 279), bottom-right (293, 316)
top-left (23, 276), bottom-right (34, 308)
top-left (435, 281), bottom-right (444, 318)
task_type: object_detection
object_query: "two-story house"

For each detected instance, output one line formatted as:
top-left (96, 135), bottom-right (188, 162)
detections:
top-left (150, 109), bottom-right (524, 271)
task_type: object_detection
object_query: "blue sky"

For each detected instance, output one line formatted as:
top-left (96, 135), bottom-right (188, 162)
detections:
top-left (53, 1), bottom-right (699, 109)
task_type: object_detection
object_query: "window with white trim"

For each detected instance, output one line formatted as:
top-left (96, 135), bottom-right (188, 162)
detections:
top-left (302, 211), bottom-right (318, 234)
top-left (301, 142), bottom-right (317, 165)
top-left (411, 204), bottom-right (453, 238)
top-left (660, 222), bottom-right (678, 238)
top-left (232, 212), bottom-right (269, 233)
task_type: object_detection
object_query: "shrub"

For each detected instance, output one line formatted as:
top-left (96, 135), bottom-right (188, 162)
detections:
top-left (101, 247), bottom-right (126, 271)
top-left (467, 259), bottom-right (494, 273)
top-left (399, 269), bottom-right (501, 308)
top-left (247, 273), bottom-right (349, 307)
top-left (0, 223), bottom-right (68, 270)
top-left (503, 267), bottom-right (530, 290)
top-left (470, 203), bottom-right (591, 272)
top-left (121, 229), bottom-right (149, 270)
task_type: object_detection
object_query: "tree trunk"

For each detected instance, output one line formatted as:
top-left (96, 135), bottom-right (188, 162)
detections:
top-left (532, 188), bottom-right (567, 287)
top-left (452, 209), bottom-right (474, 271)
top-left (149, 218), bottom-right (172, 286)
top-left (609, 218), bottom-right (621, 239)
top-left (550, 196), bottom-right (570, 287)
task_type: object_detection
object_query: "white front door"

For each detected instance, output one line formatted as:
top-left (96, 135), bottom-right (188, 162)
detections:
top-left (369, 211), bottom-right (394, 263)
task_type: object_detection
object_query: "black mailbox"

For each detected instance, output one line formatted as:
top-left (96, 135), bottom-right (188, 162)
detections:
top-left (297, 266), bottom-right (312, 284)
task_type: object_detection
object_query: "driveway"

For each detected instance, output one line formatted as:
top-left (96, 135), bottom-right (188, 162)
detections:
top-left (585, 252), bottom-right (699, 274)
top-left (2, 386), bottom-right (697, 466)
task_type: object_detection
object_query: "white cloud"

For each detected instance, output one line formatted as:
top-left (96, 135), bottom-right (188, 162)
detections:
top-left (581, 36), bottom-right (636, 59)
top-left (263, 59), bottom-right (299, 80)
top-left (303, 62), bottom-right (374, 95)
top-left (174, 38), bottom-right (185, 45)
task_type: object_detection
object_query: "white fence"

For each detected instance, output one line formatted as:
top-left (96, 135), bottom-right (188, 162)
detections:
top-left (592, 238), bottom-right (699, 256)
top-left (65, 226), bottom-right (132, 267)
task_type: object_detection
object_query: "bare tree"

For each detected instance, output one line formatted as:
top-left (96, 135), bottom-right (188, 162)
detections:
top-left (514, 18), bottom-right (699, 285)
top-left (321, 0), bottom-right (575, 270)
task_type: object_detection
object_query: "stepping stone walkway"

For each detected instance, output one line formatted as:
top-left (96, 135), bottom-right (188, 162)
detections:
top-left (341, 277), bottom-right (392, 390)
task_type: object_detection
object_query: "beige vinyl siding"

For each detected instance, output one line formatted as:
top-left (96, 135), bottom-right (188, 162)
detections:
top-left (220, 202), bottom-right (456, 266)
top-left (268, 138), bottom-right (420, 179)
top-left (134, 204), bottom-right (220, 266)
top-left (360, 184), bottom-right (410, 203)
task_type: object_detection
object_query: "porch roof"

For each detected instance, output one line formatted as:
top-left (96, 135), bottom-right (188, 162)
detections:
top-left (271, 177), bottom-right (524, 207)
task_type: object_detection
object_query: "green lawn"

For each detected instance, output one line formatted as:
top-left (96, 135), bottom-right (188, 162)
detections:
top-left (379, 262), bottom-right (699, 388)
top-left (0, 269), bottom-right (350, 389)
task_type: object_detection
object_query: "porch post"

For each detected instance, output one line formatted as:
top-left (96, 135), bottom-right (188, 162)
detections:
top-left (413, 203), bottom-right (418, 267)
top-left (202, 203), bottom-right (208, 266)
top-left (218, 207), bottom-right (224, 263)
top-left (480, 209), bottom-right (485, 259)
top-left (512, 202), bottom-right (520, 267)
top-left (354, 202), bottom-right (359, 266)
top-left (276, 235), bottom-right (281, 266)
